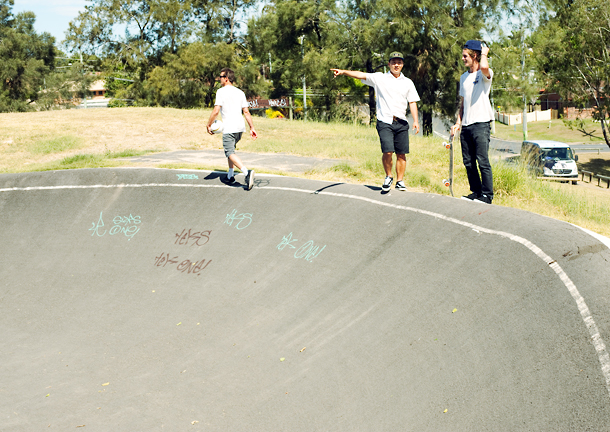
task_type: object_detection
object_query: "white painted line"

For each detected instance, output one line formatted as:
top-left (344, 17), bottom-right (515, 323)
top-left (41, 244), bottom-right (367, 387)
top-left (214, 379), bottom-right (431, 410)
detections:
top-left (2, 181), bottom-right (610, 397)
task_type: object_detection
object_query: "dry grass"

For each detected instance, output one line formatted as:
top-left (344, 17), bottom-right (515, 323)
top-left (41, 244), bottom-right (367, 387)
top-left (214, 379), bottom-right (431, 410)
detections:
top-left (1, 107), bottom-right (609, 237)
top-left (0, 108), bottom-right (214, 170)
top-left (493, 118), bottom-right (610, 144)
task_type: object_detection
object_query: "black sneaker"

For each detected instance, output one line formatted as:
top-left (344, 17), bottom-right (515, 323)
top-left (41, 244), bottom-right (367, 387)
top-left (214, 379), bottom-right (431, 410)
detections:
top-left (226, 175), bottom-right (235, 183)
top-left (395, 180), bottom-right (406, 191)
top-left (245, 170), bottom-right (255, 191)
top-left (474, 194), bottom-right (492, 204)
top-left (382, 176), bottom-right (393, 192)
top-left (461, 192), bottom-right (479, 201)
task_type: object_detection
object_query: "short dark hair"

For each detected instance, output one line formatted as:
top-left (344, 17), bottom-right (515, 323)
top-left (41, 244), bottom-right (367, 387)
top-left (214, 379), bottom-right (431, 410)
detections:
top-left (465, 49), bottom-right (481, 62)
top-left (221, 68), bottom-right (235, 83)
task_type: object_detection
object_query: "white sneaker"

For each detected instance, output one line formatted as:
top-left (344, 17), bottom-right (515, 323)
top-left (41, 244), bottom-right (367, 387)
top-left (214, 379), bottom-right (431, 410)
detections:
top-left (382, 176), bottom-right (393, 192)
top-left (245, 170), bottom-right (255, 191)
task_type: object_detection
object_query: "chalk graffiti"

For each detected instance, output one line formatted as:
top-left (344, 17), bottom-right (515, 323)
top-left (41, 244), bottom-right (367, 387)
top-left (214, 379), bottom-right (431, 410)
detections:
top-left (277, 232), bottom-right (326, 262)
top-left (154, 252), bottom-right (212, 275)
top-left (225, 209), bottom-right (252, 230)
top-left (175, 229), bottom-right (211, 246)
top-left (90, 212), bottom-right (141, 240)
top-left (176, 174), bottom-right (199, 180)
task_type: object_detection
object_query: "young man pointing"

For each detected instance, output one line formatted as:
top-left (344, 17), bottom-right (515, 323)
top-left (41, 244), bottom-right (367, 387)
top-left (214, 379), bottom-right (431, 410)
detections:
top-left (331, 52), bottom-right (420, 192)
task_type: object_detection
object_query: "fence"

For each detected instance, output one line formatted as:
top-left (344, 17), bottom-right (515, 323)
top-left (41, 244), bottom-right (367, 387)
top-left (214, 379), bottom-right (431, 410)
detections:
top-left (580, 171), bottom-right (610, 188)
top-left (495, 109), bottom-right (552, 126)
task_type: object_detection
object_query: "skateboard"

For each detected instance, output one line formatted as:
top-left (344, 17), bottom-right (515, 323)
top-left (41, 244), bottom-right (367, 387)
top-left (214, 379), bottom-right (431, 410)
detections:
top-left (442, 134), bottom-right (455, 197)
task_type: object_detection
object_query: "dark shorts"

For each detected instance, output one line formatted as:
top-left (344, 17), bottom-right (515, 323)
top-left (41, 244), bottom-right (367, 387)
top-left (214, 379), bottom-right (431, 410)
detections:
top-left (376, 118), bottom-right (409, 154)
top-left (222, 132), bottom-right (243, 157)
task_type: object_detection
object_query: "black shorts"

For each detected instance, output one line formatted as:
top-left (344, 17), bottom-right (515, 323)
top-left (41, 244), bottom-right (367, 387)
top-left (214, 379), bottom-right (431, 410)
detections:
top-left (376, 118), bottom-right (409, 154)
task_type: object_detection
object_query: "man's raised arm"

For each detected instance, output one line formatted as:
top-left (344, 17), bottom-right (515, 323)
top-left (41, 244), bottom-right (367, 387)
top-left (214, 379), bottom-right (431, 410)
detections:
top-left (330, 69), bottom-right (367, 80)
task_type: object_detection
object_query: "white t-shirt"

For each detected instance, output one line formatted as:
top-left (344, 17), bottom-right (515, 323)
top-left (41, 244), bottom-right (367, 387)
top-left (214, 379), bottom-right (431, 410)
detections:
top-left (361, 72), bottom-right (420, 125)
top-left (459, 69), bottom-right (494, 126)
top-left (214, 85), bottom-right (248, 134)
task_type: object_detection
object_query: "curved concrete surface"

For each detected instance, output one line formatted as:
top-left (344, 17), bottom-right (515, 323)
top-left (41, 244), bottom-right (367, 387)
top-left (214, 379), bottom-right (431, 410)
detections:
top-left (1, 168), bottom-right (610, 431)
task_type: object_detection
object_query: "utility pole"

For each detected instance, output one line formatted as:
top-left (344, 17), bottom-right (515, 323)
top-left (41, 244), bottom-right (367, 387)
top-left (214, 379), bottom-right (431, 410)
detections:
top-left (521, 30), bottom-right (528, 141)
top-left (300, 35), bottom-right (307, 121)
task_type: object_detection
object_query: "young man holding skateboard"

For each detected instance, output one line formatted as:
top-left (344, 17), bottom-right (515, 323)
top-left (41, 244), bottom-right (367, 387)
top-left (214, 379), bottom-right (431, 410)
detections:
top-left (451, 40), bottom-right (495, 204)
top-left (331, 52), bottom-right (420, 192)
top-left (207, 68), bottom-right (258, 191)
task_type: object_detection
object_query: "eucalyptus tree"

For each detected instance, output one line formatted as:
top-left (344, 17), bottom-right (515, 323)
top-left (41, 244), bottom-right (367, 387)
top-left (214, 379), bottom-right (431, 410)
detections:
top-left (65, 0), bottom-right (196, 81)
top-left (534, 0), bottom-right (610, 147)
top-left (65, 0), bottom-right (261, 105)
top-left (0, 0), bottom-right (87, 111)
top-left (246, 0), bottom-right (348, 119)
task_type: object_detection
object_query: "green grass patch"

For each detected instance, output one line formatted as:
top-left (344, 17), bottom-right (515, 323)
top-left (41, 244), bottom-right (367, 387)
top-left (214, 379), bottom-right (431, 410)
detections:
top-left (28, 135), bottom-right (84, 154)
top-left (105, 149), bottom-right (152, 159)
top-left (492, 118), bottom-right (609, 143)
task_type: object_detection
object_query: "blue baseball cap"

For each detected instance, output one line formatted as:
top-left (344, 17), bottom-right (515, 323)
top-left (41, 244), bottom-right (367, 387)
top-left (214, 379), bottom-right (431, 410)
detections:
top-left (463, 40), bottom-right (482, 51)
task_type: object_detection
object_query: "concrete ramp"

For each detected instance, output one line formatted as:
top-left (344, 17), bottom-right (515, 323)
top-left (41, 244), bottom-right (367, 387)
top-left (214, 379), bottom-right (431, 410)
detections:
top-left (1, 168), bottom-right (610, 431)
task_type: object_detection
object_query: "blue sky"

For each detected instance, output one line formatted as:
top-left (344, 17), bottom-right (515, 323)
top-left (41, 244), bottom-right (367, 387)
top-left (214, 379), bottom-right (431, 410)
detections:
top-left (13, 0), bottom-right (87, 44)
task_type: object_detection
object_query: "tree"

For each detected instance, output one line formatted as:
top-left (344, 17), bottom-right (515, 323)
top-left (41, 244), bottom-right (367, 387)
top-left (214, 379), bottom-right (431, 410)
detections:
top-left (535, 0), bottom-right (610, 147)
top-left (65, 0), bottom-right (261, 105)
top-left (0, 0), bottom-right (56, 111)
top-left (146, 42), bottom-right (235, 107)
top-left (490, 31), bottom-right (541, 113)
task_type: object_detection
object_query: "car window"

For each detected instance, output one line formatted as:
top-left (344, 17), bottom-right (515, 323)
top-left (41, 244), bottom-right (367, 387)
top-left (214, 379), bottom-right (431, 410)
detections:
top-left (541, 148), bottom-right (573, 160)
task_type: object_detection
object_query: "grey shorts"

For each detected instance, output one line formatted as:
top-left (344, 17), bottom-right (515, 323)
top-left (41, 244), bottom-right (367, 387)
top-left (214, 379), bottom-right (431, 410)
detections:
top-left (222, 132), bottom-right (243, 157)
top-left (376, 118), bottom-right (409, 154)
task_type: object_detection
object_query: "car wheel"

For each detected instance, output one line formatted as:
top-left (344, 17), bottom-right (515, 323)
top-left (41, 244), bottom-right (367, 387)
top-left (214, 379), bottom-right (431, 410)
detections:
top-left (572, 181), bottom-right (578, 185)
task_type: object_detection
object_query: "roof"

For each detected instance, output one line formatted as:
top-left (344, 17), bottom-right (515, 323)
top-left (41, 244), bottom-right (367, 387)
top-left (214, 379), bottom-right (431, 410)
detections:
top-left (90, 80), bottom-right (106, 91)
top-left (522, 140), bottom-right (572, 148)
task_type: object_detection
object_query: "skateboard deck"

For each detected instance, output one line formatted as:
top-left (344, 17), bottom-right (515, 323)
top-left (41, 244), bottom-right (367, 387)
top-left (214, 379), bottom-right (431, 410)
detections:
top-left (442, 134), bottom-right (455, 197)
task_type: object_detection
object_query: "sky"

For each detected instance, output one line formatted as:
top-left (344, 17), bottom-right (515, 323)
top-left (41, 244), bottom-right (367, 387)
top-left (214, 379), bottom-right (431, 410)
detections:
top-left (12, 0), bottom-right (88, 44)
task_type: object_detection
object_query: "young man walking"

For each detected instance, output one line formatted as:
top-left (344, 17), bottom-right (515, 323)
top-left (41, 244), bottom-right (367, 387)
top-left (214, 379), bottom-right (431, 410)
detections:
top-left (331, 52), bottom-right (420, 192)
top-left (207, 68), bottom-right (258, 190)
top-left (451, 40), bottom-right (494, 204)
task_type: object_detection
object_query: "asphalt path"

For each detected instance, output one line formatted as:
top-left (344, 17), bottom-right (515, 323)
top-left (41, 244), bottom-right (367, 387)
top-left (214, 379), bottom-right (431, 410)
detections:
top-left (1, 168), bottom-right (610, 431)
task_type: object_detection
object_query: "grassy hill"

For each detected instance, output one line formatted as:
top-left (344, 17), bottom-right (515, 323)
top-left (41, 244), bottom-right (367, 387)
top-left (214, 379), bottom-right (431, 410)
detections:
top-left (1, 107), bottom-right (609, 237)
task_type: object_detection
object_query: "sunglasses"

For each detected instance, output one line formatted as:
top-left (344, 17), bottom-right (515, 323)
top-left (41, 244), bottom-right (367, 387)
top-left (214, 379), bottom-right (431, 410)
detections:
top-left (219, 74), bottom-right (227, 78)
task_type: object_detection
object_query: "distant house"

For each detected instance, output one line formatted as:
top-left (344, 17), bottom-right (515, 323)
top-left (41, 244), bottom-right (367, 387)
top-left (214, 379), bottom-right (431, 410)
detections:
top-left (90, 80), bottom-right (107, 98)
top-left (76, 78), bottom-right (110, 108)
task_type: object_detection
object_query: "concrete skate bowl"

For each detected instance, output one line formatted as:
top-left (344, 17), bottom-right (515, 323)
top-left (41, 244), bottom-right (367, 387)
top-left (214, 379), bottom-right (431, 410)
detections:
top-left (1, 168), bottom-right (610, 431)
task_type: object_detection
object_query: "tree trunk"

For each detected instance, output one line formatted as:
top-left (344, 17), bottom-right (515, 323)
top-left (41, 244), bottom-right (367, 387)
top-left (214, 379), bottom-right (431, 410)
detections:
top-left (366, 58), bottom-right (376, 125)
top-left (422, 109), bottom-right (433, 136)
top-left (600, 116), bottom-right (610, 149)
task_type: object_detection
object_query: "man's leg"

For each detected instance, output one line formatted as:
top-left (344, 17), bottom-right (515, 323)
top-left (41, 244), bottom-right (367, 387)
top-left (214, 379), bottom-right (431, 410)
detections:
top-left (472, 122), bottom-right (493, 200)
top-left (228, 153), bottom-right (246, 172)
top-left (393, 119), bottom-right (409, 183)
top-left (382, 152), bottom-right (394, 177)
top-left (460, 126), bottom-right (482, 196)
top-left (224, 133), bottom-right (248, 172)
top-left (377, 120), bottom-right (396, 191)
top-left (395, 154), bottom-right (406, 181)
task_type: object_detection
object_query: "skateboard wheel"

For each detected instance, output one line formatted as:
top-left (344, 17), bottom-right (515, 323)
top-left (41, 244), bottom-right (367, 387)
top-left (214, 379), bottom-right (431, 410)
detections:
top-left (443, 179), bottom-right (451, 187)
top-left (443, 142), bottom-right (451, 149)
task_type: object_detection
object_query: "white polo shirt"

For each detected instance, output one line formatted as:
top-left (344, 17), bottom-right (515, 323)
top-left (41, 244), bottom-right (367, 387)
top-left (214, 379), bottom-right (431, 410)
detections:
top-left (459, 69), bottom-right (494, 126)
top-left (361, 72), bottom-right (420, 125)
top-left (214, 85), bottom-right (248, 134)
